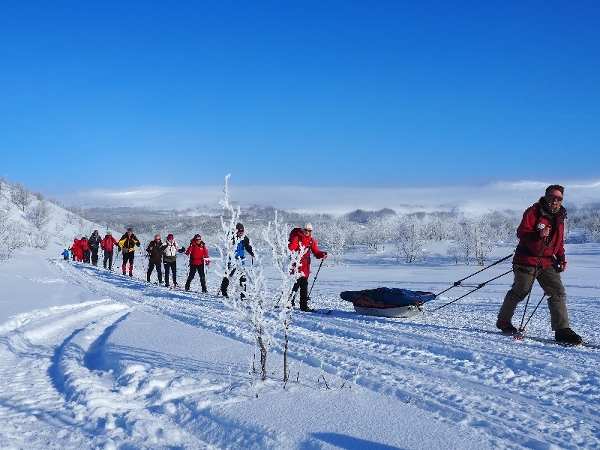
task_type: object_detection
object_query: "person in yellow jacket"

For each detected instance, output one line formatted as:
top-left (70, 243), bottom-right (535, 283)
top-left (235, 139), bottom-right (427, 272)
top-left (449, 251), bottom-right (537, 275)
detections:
top-left (118, 227), bottom-right (140, 276)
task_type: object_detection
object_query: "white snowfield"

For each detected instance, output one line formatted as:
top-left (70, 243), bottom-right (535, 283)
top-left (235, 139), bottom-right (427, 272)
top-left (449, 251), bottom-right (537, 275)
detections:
top-left (1, 243), bottom-right (600, 449)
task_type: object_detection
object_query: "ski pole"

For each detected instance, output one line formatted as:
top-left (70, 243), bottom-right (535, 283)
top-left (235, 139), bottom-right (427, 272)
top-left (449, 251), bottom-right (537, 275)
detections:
top-left (308, 258), bottom-right (325, 300)
top-left (436, 253), bottom-right (513, 297)
top-left (520, 293), bottom-right (547, 332)
top-left (430, 269), bottom-right (513, 312)
top-left (517, 238), bottom-right (548, 333)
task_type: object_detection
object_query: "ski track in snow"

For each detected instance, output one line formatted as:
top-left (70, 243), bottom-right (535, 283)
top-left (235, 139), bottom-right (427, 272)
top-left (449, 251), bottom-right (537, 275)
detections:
top-left (2, 258), bottom-right (600, 449)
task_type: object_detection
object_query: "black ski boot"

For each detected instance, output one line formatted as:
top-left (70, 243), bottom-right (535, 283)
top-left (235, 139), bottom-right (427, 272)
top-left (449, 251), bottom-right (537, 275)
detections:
top-left (496, 320), bottom-right (518, 334)
top-left (555, 328), bottom-right (584, 344)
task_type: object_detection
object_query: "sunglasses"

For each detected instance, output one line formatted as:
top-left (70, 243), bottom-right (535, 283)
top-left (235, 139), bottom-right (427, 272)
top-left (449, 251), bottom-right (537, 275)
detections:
top-left (547, 195), bottom-right (563, 202)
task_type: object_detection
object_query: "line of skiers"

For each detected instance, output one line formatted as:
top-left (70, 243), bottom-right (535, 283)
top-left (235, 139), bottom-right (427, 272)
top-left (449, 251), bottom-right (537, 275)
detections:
top-left (67, 223), bottom-right (327, 311)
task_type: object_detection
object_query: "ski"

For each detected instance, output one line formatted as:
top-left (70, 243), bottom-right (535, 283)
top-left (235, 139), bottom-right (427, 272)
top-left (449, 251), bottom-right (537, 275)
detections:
top-left (294, 307), bottom-right (333, 315)
top-left (515, 333), bottom-right (595, 348)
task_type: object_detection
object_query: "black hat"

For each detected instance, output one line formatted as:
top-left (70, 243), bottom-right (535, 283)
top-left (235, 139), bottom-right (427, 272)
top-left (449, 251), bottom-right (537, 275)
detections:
top-left (236, 223), bottom-right (244, 231)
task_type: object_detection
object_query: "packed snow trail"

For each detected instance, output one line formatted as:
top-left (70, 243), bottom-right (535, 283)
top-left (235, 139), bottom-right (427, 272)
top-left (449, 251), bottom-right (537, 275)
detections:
top-left (2, 256), bottom-right (600, 448)
top-left (47, 259), bottom-right (600, 449)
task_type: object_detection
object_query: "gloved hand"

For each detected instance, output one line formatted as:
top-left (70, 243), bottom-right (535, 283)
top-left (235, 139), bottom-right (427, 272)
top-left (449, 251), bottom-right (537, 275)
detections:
top-left (205, 260), bottom-right (210, 266)
top-left (117, 247), bottom-right (121, 252)
top-left (136, 242), bottom-right (140, 247)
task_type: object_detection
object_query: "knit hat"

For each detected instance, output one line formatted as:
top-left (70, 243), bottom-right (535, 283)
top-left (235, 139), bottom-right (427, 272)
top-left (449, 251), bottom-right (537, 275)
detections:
top-left (236, 223), bottom-right (244, 232)
top-left (127, 227), bottom-right (133, 232)
top-left (303, 223), bottom-right (313, 231)
top-left (106, 231), bottom-right (112, 236)
top-left (167, 234), bottom-right (174, 240)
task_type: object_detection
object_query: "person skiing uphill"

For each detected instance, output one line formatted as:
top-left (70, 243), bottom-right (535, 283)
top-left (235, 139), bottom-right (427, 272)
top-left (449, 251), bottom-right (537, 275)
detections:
top-left (185, 234), bottom-right (210, 292)
top-left (146, 234), bottom-right (164, 283)
top-left (88, 230), bottom-right (102, 266)
top-left (288, 223), bottom-right (327, 312)
top-left (220, 222), bottom-right (255, 297)
top-left (118, 228), bottom-right (140, 276)
top-left (496, 184), bottom-right (584, 344)
top-left (101, 231), bottom-right (118, 270)
top-left (160, 233), bottom-right (185, 288)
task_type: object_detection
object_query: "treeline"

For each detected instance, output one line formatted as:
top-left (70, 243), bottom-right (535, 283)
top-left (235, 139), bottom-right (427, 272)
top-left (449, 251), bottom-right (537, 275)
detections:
top-left (4, 176), bottom-right (600, 266)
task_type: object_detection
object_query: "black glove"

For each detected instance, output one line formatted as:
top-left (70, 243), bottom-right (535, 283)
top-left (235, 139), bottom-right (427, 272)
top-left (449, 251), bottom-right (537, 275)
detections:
top-left (136, 242), bottom-right (140, 247)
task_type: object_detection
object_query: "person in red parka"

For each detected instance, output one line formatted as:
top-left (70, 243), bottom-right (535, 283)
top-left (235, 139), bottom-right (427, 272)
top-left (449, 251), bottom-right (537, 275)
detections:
top-left (101, 231), bottom-right (119, 270)
top-left (185, 234), bottom-right (210, 292)
top-left (496, 185), bottom-right (583, 344)
top-left (288, 223), bottom-right (327, 312)
top-left (80, 235), bottom-right (90, 263)
top-left (71, 237), bottom-right (83, 262)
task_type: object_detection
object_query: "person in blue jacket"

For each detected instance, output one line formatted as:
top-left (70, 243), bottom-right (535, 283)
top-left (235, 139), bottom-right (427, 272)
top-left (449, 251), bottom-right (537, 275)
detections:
top-left (61, 249), bottom-right (70, 260)
top-left (220, 223), bottom-right (254, 297)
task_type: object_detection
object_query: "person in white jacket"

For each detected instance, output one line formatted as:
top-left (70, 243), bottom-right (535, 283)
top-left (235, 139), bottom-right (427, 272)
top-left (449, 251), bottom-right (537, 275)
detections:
top-left (160, 234), bottom-right (185, 288)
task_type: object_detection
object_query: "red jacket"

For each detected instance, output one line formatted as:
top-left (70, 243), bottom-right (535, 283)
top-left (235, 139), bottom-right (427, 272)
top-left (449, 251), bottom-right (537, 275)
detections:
top-left (72, 239), bottom-right (83, 261)
top-left (186, 240), bottom-right (209, 266)
top-left (80, 238), bottom-right (90, 251)
top-left (288, 228), bottom-right (326, 278)
top-left (101, 236), bottom-right (118, 251)
top-left (513, 198), bottom-right (566, 269)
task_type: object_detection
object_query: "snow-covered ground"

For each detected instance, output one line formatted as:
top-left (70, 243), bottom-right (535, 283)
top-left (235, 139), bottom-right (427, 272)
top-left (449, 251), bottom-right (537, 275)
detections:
top-left (1, 237), bottom-right (600, 449)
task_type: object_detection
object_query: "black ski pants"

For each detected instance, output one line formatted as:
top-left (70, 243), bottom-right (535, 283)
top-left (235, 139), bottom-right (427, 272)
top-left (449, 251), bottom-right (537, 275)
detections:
top-left (122, 252), bottom-right (134, 274)
top-left (292, 277), bottom-right (309, 310)
top-left (103, 251), bottom-right (114, 270)
top-left (90, 248), bottom-right (99, 265)
top-left (163, 260), bottom-right (177, 286)
top-left (185, 264), bottom-right (207, 292)
top-left (220, 268), bottom-right (247, 297)
top-left (147, 260), bottom-right (163, 283)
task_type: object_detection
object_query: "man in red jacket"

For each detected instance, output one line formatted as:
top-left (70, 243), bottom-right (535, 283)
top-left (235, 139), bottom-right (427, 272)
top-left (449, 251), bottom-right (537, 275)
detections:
top-left (496, 185), bottom-right (583, 344)
top-left (288, 223), bottom-right (327, 312)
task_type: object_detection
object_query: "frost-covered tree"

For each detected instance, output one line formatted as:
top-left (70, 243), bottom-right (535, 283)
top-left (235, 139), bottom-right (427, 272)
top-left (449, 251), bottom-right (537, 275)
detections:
top-left (29, 200), bottom-right (52, 230)
top-left (449, 217), bottom-right (495, 265)
top-left (579, 211), bottom-right (600, 243)
top-left (317, 218), bottom-right (349, 265)
top-left (215, 175), bottom-right (273, 381)
top-left (262, 211), bottom-right (303, 383)
top-left (394, 215), bottom-right (427, 263)
top-left (0, 209), bottom-right (27, 261)
top-left (365, 215), bottom-right (398, 252)
top-left (11, 182), bottom-right (32, 212)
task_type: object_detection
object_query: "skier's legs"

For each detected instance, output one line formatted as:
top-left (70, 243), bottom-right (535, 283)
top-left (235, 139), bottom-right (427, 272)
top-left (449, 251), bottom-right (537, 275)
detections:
top-left (537, 266), bottom-right (569, 330)
top-left (298, 277), bottom-right (309, 310)
top-left (163, 263), bottom-right (170, 286)
top-left (497, 264), bottom-right (536, 323)
top-left (199, 265), bottom-right (207, 292)
top-left (185, 265), bottom-right (199, 290)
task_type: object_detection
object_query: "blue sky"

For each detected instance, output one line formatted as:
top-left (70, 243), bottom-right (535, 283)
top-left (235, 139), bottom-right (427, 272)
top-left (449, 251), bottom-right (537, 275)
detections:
top-left (1, 1), bottom-right (599, 194)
